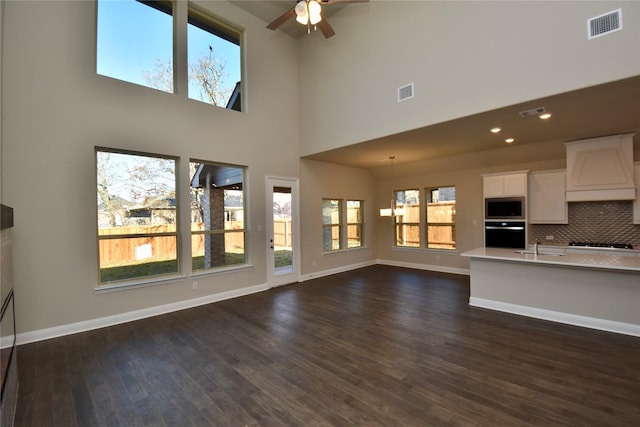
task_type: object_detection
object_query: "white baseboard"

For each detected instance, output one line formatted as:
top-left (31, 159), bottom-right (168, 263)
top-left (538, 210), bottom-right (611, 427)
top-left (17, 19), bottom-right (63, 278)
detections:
top-left (378, 259), bottom-right (470, 276)
top-left (16, 282), bottom-right (270, 346)
top-left (469, 297), bottom-right (640, 337)
top-left (299, 260), bottom-right (377, 282)
top-left (17, 261), bottom-right (467, 345)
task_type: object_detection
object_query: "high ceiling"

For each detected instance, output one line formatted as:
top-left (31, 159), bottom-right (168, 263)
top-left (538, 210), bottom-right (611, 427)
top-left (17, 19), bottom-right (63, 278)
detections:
top-left (231, 2), bottom-right (640, 169)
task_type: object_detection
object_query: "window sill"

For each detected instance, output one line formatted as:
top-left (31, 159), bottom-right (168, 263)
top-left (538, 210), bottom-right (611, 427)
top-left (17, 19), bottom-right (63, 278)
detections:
top-left (322, 246), bottom-right (368, 256)
top-left (393, 246), bottom-right (459, 255)
top-left (191, 263), bottom-right (254, 278)
top-left (95, 274), bottom-right (186, 294)
top-left (94, 264), bottom-right (254, 294)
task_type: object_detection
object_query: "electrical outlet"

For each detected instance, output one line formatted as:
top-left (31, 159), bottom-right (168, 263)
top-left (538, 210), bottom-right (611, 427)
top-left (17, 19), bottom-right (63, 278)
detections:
top-left (546, 235), bottom-right (554, 240)
top-left (192, 281), bottom-right (198, 290)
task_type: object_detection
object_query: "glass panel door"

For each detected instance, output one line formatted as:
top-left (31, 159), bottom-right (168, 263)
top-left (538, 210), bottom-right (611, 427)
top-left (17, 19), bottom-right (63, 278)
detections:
top-left (266, 177), bottom-right (299, 287)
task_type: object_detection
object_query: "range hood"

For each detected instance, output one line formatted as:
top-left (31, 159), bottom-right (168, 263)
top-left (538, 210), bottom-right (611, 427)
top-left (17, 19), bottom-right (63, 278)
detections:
top-left (565, 133), bottom-right (636, 202)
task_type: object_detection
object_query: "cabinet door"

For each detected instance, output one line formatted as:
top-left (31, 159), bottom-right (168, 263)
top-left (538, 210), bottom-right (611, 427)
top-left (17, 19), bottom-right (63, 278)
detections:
top-left (529, 171), bottom-right (567, 224)
top-left (483, 173), bottom-right (527, 198)
top-left (483, 176), bottom-right (506, 198)
top-left (503, 174), bottom-right (527, 197)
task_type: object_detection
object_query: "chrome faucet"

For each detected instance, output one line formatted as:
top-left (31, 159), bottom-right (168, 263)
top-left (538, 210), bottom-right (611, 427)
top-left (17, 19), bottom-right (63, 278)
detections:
top-left (533, 239), bottom-right (540, 256)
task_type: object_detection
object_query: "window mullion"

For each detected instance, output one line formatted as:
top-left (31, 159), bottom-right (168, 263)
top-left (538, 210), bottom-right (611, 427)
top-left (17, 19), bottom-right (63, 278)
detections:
top-left (174, 0), bottom-right (189, 96)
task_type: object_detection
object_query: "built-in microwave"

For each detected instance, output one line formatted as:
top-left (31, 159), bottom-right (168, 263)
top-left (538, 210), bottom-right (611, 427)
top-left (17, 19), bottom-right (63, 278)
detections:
top-left (485, 197), bottom-right (525, 220)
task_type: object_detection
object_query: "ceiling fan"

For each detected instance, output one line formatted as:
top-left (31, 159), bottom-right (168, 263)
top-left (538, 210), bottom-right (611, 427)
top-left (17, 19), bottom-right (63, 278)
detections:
top-left (267, 0), bottom-right (369, 39)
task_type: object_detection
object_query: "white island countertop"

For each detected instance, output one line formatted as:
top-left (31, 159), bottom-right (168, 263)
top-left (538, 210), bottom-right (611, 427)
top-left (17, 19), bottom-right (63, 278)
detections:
top-left (461, 247), bottom-right (640, 273)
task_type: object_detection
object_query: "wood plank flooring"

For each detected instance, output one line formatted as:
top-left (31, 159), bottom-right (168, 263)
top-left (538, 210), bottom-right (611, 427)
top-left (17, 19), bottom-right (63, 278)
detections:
top-left (14, 265), bottom-right (640, 426)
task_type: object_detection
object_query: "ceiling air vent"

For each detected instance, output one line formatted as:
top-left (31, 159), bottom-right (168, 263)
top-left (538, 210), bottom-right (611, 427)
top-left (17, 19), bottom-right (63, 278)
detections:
top-left (398, 83), bottom-right (414, 102)
top-left (518, 107), bottom-right (546, 118)
top-left (588, 9), bottom-right (622, 40)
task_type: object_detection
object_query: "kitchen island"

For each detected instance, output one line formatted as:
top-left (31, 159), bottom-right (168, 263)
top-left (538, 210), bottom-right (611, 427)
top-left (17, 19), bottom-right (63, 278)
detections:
top-left (461, 247), bottom-right (640, 336)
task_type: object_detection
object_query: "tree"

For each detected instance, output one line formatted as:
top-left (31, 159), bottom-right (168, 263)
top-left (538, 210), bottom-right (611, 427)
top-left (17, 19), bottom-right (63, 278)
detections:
top-left (190, 46), bottom-right (233, 106)
top-left (143, 46), bottom-right (233, 107)
top-left (96, 151), bottom-right (176, 228)
top-left (97, 151), bottom-right (120, 227)
top-left (142, 59), bottom-right (173, 93)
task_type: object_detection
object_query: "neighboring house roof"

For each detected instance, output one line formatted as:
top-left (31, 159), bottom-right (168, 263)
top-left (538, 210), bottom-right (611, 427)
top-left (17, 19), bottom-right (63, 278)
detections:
top-left (226, 81), bottom-right (241, 112)
top-left (127, 198), bottom-right (176, 212)
top-left (190, 164), bottom-right (243, 189)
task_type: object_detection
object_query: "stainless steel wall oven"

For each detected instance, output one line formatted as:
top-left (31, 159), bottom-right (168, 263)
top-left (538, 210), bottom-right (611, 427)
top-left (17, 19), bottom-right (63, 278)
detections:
top-left (484, 221), bottom-right (526, 249)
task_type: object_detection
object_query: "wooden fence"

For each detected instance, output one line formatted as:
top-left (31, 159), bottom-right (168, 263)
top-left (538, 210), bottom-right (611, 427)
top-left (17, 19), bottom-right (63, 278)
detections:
top-left (396, 202), bottom-right (456, 248)
top-left (273, 219), bottom-right (292, 248)
top-left (99, 223), bottom-right (245, 265)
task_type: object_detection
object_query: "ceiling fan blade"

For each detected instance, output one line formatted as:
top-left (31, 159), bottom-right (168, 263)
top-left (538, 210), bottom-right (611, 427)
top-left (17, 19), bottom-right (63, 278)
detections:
top-left (317, 16), bottom-right (335, 39)
top-left (267, 7), bottom-right (296, 30)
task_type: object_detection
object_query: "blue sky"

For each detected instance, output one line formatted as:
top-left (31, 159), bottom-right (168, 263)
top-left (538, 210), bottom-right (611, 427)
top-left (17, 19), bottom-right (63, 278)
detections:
top-left (96, 0), bottom-right (241, 104)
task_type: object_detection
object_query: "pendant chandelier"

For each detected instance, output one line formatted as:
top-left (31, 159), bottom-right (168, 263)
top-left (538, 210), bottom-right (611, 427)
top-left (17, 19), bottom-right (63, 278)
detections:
top-left (379, 156), bottom-right (405, 217)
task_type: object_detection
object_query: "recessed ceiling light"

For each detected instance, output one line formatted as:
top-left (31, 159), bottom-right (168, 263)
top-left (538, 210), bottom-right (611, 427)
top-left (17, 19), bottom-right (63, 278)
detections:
top-left (539, 113), bottom-right (552, 120)
top-left (505, 138), bottom-right (515, 143)
top-left (490, 127), bottom-right (501, 133)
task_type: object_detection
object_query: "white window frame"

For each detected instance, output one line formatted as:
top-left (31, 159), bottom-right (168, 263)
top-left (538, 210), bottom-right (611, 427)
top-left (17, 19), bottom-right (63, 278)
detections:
top-left (95, 147), bottom-right (180, 288)
top-left (425, 186), bottom-right (457, 251)
top-left (394, 189), bottom-right (420, 248)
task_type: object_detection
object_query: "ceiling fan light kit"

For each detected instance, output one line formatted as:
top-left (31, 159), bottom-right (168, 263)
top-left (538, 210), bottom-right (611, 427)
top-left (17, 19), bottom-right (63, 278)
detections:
top-left (268, 0), bottom-right (368, 39)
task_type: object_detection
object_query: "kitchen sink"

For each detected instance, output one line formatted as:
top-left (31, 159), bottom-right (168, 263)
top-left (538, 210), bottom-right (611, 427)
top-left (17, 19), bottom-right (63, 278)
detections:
top-left (515, 250), bottom-right (565, 256)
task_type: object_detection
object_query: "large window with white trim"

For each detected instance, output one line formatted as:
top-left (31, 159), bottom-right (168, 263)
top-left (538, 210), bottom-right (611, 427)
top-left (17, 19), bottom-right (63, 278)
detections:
top-left (426, 186), bottom-right (456, 250)
top-left (394, 189), bottom-right (420, 248)
top-left (321, 199), bottom-right (365, 251)
top-left (322, 199), bottom-right (342, 251)
top-left (190, 160), bottom-right (247, 271)
top-left (347, 200), bottom-right (364, 248)
top-left (96, 148), bottom-right (179, 284)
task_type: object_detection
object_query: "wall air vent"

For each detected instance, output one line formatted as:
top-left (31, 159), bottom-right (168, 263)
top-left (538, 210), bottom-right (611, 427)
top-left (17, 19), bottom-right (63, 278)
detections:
top-left (518, 107), bottom-right (546, 118)
top-left (588, 9), bottom-right (622, 40)
top-left (398, 83), bottom-right (414, 102)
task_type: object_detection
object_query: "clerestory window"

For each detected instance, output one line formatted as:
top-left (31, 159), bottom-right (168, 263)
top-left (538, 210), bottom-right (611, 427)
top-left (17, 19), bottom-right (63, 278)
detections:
top-left (97, 0), bottom-right (243, 111)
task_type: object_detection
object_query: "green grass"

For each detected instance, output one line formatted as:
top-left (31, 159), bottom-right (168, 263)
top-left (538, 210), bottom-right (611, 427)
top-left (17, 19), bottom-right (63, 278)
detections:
top-left (100, 258), bottom-right (179, 283)
top-left (100, 250), bottom-right (293, 283)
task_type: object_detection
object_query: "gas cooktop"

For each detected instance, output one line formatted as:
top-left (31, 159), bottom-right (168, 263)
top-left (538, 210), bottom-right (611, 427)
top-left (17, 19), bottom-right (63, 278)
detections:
top-left (569, 242), bottom-right (634, 250)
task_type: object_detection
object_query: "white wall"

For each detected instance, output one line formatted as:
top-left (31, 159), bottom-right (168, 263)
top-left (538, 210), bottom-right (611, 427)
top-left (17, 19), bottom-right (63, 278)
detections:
top-left (300, 159), bottom-right (376, 276)
top-left (298, 1), bottom-right (640, 156)
top-left (2, 1), bottom-right (300, 333)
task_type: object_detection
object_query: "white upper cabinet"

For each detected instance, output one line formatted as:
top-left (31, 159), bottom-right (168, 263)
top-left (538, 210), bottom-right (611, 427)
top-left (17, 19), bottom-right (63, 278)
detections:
top-left (529, 170), bottom-right (568, 224)
top-left (565, 133), bottom-right (636, 201)
top-left (483, 171), bottom-right (528, 198)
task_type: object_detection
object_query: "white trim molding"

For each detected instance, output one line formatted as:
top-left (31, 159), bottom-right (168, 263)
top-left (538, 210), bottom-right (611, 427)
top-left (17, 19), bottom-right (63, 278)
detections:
top-left (17, 282), bottom-right (270, 346)
top-left (469, 297), bottom-right (640, 337)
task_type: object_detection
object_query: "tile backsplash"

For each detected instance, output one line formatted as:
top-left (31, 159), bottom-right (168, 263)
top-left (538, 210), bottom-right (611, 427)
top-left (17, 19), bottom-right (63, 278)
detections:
top-left (530, 201), bottom-right (640, 248)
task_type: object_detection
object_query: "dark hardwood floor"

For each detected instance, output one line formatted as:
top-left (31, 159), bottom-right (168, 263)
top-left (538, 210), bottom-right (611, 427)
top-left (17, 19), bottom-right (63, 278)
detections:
top-left (14, 265), bottom-right (640, 426)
